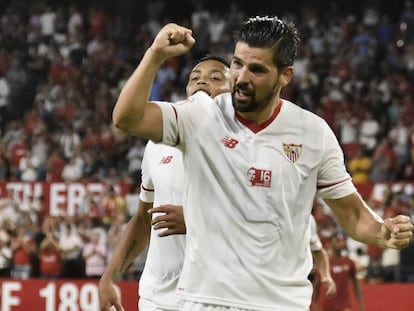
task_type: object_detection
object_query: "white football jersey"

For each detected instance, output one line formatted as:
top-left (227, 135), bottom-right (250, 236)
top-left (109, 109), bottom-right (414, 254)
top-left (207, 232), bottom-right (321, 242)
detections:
top-left (155, 91), bottom-right (356, 310)
top-left (139, 140), bottom-right (186, 310)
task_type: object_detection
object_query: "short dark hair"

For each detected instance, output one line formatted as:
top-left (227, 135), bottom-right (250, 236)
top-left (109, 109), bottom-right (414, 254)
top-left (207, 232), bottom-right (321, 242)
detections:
top-left (195, 54), bottom-right (230, 68)
top-left (234, 16), bottom-right (300, 71)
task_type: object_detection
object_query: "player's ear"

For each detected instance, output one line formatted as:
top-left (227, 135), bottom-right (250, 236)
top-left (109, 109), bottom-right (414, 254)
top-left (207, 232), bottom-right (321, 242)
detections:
top-left (280, 66), bottom-right (293, 87)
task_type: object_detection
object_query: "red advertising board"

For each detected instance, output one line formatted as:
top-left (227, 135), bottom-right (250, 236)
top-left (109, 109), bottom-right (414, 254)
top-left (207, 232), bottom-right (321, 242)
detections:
top-left (1, 279), bottom-right (413, 311)
top-left (0, 279), bottom-right (139, 311)
top-left (2, 181), bottom-right (413, 216)
top-left (0, 181), bottom-right (131, 217)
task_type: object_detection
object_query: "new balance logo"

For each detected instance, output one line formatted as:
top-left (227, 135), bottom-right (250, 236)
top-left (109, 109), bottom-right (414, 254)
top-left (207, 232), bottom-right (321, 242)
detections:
top-left (221, 136), bottom-right (239, 148)
top-left (159, 155), bottom-right (173, 164)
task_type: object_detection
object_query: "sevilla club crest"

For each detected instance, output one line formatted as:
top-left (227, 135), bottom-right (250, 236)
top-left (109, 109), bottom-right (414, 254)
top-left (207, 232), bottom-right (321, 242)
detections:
top-left (283, 143), bottom-right (303, 163)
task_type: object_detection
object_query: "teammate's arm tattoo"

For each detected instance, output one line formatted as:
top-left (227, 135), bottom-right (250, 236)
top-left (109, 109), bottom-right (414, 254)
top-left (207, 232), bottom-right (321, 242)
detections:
top-left (111, 239), bottom-right (140, 281)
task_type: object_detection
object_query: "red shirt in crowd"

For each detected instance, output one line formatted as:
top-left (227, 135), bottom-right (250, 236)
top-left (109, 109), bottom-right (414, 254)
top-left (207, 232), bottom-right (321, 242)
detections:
top-left (322, 256), bottom-right (357, 311)
top-left (40, 248), bottom-right (62, 277)
top-left (12, 236), bottom-right (35, 265)
top-left (46, 151), bottom-right (66, 182)
top-left (11, 140), bottom-right (28, 169)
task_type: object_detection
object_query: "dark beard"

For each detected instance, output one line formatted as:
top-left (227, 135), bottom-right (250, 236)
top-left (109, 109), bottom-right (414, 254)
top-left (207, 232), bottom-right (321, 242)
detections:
top-left (231, 92), bottom-right (257, 112)
top-left (232, 82), bottom-right (278, 113)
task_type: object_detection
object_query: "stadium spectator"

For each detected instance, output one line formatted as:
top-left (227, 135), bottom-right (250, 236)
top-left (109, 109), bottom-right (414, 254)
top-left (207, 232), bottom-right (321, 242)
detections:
top-left (0, 72), bottom-right (10, 135)
top-left (347, 146), bottom-right (372, 184)
top-left (78, 191), bottom-right (102, 219)
top-left (38, 232), bottom-right (62, 279)
top-left (366, 255), bottom-right (385, 284)
top-left (370, 138), bottom-right (398, 182)
top-left (388, 119), bottom-right (410, 165)
top-left (61, 154), bottom-right (83, 182)
top-left (19, 194), bottom-right (42, 226)
top-left (18, 149), bottom-right (40, 182)
top-left (100, 184), bottom-right (127, 228)
top-left (125, 183), bottom-right (140, 218)
top-left (58, 221), bottom-right (84, 278)
top-left (6, 55), bottom-right (29, 120)
top-left (359, 111), bottom-right (380, 154)
top-left (336, 110), bottom-right (359, 148)
top-left (381, 247), bottom-right (400, 282)
top-left (78, 216), bottom-right (107, 247)
top-left (125, 138), bottom-right (145, 181)
top-left (67, 5), bottom-right (84, 40)
top-left (10, 225), bottom-right (37, 279)
top-left (88, 7), bottom-right (109, 39)
top-left (0, 190), bottom-right (20, 232)
top-left (310, 214), bottom-right (337, 311)
top-left (82, 230), bottom-right (106, 279)
top-left (39, 4), bottom-right (57, 40)
top-left (8, 131), bottom-right (29, 179)
top-left (46, 148), bottom-right (66, 182)
top-left (397, 240), bottom-right (414, 282)
top-left (0, 231), bottom-right (12, 277)
top-left (58, 125), bottom-right (81, 161)
top-left (30, 130), bottom-right (50, 180)
top-left (0, 142), bottom-right (11, 180)
top-left (319, 232), bottom-right (365, 311)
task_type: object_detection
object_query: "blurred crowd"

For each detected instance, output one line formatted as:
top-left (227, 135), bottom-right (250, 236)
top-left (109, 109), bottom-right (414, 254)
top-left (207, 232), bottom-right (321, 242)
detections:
top-left (0, 0), bottom-right (413, 283)
top-left (0, 184), bottom-right (144, 280)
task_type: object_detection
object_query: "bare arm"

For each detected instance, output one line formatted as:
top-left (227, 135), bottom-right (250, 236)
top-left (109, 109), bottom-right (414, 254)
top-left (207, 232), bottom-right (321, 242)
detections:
top-left (39, 235), bottom-right (59, 252)
top-left (112, 23), bottom-right (195, 141)
top-left (324, 192), bottom-right (413, 249)
top-left (312, 248), bottom-right (336, 297)
top-left (98, 199), bottom-right (152, 311)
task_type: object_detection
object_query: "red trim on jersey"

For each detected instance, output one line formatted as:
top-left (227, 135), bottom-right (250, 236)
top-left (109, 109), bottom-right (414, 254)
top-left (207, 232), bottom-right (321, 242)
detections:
top-left (141, 184), bottom-right (154, 192)
top-left (235, 100), bottom-right (283, 133)
top-left (172, 105), bottom-right (178, 120)
top-left (171, 105), bottom-right (180, 145)
top-left (317, 177), bottom-right (352, 189)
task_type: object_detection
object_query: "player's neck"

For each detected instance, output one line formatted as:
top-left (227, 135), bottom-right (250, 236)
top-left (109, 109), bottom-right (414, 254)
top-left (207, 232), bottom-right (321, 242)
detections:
top-left (238, 97), bottom-right (282, 125)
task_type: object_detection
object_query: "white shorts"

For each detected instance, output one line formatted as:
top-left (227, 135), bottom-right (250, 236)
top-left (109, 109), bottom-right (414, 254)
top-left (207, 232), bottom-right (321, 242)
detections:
top-left (180, 301), bottom-right (249, 311)
top-left (139, 297), bottom-right (179, 311)
top-left (139, 297), bottom-right (161, 311)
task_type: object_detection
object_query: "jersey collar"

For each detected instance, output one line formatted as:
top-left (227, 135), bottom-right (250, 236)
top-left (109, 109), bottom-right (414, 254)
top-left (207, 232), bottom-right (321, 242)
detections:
top-left (235, 99), bottom-right (283, 133)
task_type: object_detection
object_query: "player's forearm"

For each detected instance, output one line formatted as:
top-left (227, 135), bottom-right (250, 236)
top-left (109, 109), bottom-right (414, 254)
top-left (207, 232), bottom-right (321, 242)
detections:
top-left (112, 48), bottom-right (164, 134)
top-left (101, 212), bottom-right (151, 281)
top-left (345, 208), bottom-right (385, 247)
top-left (325, 193), bottom-right (386, 247)
top-left (352, 208), bottom-right (385, 247)
top-left (312, 249), bottom-right (330, 280)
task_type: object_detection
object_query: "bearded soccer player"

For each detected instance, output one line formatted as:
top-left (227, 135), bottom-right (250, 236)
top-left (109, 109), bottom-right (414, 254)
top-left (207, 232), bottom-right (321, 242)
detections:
top-left (111, 17), bottom-right (413, 310)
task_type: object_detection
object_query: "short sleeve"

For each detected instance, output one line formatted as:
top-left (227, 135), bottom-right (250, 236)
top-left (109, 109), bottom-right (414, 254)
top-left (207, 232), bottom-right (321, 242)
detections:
top-left (154, 91), bottom-right (214, 146)
top-left (317, 122), bottom-right (357, 199)
top-left (139, 142), bottom-right (154, 203)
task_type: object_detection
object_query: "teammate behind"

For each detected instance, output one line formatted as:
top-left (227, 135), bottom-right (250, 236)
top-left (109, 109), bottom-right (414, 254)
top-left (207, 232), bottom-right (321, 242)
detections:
top-left (98, 55), bottom-right (231, 311)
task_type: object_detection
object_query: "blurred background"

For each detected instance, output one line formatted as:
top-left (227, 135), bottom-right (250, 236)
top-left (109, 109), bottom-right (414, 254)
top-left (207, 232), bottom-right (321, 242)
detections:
top-left (0, 0), bottom-right (414, 309)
